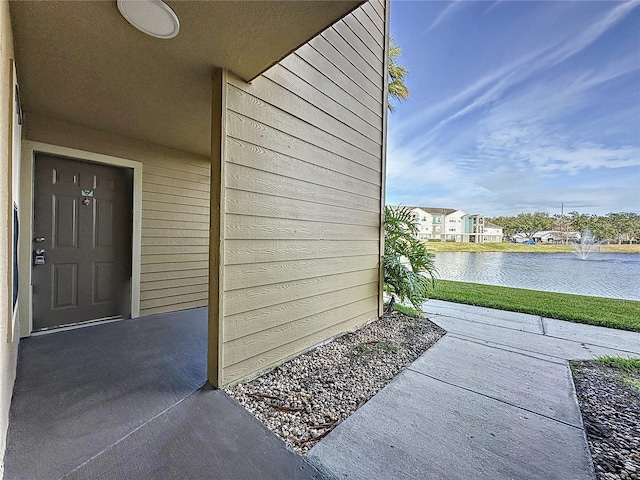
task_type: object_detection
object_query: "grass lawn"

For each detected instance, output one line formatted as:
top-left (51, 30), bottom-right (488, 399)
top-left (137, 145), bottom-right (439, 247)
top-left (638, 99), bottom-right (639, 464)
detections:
top-left (594, 356), bottom-right (640, 391)
top-left (423, 242), bottom-right (640, 254)
top-left (600, 244), bottom-right (640, 253)
top-left (595, 356), bottom-right (640, 373)
top-left (393, 303), bottom-right (424, 318)
top-left (429, 280), bottom-right (640, 332)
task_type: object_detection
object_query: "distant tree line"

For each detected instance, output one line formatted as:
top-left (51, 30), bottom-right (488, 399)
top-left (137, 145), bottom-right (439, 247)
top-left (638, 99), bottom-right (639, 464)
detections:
top-left (489, 212), bottom-right (640, 244)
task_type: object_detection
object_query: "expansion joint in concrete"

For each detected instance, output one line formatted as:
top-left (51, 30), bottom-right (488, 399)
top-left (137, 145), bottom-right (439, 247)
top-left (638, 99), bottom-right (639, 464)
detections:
top-left (60, 383), bottom-right (206, 479)
top-left (406, 368), bottom-right (584, 431)
top-left (447, 334), bottom-right (566, 365)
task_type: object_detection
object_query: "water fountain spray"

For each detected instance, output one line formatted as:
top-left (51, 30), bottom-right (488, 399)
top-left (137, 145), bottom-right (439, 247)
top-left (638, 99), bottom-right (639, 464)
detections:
top-left (573, 229), bottom-right (600, 260)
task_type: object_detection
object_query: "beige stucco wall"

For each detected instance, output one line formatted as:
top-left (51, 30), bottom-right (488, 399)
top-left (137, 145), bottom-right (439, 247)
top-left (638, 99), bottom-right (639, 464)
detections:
top-left (23, 115), bottom-right (211, 318)
top-left (217, 0), bottom-right (387, 385)
top-left (0, 0), bottom-right (19, 475)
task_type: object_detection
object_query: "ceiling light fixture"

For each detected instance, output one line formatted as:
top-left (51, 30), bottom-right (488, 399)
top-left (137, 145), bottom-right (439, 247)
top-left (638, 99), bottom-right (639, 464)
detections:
top-left (117, 0), bottom-right (180, 39)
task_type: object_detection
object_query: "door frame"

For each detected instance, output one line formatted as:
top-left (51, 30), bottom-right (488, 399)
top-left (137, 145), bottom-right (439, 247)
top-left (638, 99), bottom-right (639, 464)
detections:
top-left (19, 141), bottom-right (143, 337)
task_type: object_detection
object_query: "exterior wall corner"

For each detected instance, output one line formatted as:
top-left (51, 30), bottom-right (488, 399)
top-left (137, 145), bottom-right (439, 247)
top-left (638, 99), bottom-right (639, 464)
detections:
top-left (208, 69), bottom-right (228, 387)
top-left (1, 0), bottom-right (20, 474)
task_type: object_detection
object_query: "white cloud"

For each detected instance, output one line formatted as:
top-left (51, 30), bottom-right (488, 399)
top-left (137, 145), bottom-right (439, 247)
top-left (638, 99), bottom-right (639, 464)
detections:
top-left (551, 1), bottom-right (640, 66)
top-left (483, 1), bottom-right (504, 16)
top-left (427, 1), bottom-right (465, 31)
top-left (386, 144), bottom-right (462, 188)
top-left (433, 1), bottom-right (640, 130)
top-left (472, 56), bottom-right (640, 175)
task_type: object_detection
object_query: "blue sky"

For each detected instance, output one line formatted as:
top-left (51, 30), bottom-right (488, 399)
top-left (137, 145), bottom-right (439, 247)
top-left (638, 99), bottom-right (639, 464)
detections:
top-left (386, 0), bottom-right (640, 217)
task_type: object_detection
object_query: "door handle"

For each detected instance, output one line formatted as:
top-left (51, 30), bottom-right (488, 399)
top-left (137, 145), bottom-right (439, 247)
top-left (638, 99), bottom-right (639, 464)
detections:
top-left (34, 237), bottom-right (45, 243)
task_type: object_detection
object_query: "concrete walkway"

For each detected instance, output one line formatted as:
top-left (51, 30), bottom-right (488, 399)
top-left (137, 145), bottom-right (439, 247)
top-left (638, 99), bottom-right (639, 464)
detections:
top-left (308, 300), bottom-right (640, 480)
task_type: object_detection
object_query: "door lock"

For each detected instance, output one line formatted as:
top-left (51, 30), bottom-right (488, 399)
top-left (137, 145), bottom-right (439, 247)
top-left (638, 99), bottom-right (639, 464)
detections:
top-left (34, 237), bottom-right (45, 243)
top-left (33, 250), bottom-right (46, 265)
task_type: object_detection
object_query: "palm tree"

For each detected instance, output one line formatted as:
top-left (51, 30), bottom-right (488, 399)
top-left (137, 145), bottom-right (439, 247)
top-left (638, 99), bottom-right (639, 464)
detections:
top-left (388, 36), bottom-right (409, 112)
top-left (383, 206), bottom-right (437, 310)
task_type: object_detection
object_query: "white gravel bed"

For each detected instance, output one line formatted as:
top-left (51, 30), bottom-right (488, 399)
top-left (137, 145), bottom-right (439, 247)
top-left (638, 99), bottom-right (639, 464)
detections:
top-left (226, 310), bottom-right (445, 454)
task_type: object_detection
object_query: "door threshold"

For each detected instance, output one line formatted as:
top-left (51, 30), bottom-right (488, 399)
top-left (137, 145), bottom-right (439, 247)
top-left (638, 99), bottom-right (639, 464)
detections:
top-left (31, 316), bottom-right (125, 336)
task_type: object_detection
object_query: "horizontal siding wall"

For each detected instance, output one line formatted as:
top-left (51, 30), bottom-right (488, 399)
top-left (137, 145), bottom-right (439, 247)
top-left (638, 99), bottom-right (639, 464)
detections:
top-left (1, 0), bottom-right (19, 469)
top-left (221, 0), bottom-right (386, 385)
top-left (24, 114), bottom-right (211, 316)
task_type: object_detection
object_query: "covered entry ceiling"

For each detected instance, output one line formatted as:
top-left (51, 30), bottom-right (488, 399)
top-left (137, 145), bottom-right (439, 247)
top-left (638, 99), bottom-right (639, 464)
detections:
top-left (9, 1), bottom-right (363, 157)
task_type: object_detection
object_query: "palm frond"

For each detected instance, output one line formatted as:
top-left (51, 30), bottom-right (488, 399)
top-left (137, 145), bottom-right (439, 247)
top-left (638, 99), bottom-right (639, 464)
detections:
top-left (387, 36), bottom-right (409, 111)
top-left (383, 205), bottom-right (438, 310)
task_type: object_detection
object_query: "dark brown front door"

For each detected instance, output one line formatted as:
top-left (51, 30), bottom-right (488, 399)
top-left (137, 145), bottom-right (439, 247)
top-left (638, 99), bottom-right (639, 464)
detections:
top-left (33, 154), bottom-right (133, 331)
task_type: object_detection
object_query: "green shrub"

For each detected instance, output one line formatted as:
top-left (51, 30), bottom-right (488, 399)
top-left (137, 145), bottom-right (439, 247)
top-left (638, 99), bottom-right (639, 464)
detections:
top-left (383, 206), bottom-right (437, 309)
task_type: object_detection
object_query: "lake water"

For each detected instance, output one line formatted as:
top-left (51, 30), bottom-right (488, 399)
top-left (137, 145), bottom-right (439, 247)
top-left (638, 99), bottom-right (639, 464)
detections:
top-left (433, 252), bottom-right (640, 301)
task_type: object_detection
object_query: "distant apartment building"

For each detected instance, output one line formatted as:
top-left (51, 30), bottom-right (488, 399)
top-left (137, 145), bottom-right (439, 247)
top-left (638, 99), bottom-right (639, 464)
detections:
top-left (396, 206), bottom-right (504, 243)
top-left (483, 222), bottom-right (504, 242)
top-left (532, 231), bottom-right (580, 244)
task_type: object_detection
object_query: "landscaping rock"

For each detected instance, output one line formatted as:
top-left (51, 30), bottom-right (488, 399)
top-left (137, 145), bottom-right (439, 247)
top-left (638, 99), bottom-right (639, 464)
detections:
top-left (226, 311), bottom-right (445, 454)
top-left (571, 361), bottom-right (640, 480)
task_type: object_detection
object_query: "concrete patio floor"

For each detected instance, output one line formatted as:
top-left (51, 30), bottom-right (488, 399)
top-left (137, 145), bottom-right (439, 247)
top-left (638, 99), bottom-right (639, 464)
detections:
top-left (5, 301), bottom-right (640, 479)
top-left (3, 308), bottom-right (325, 480)
top-left (308, 300), bottom-right (640, 480)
